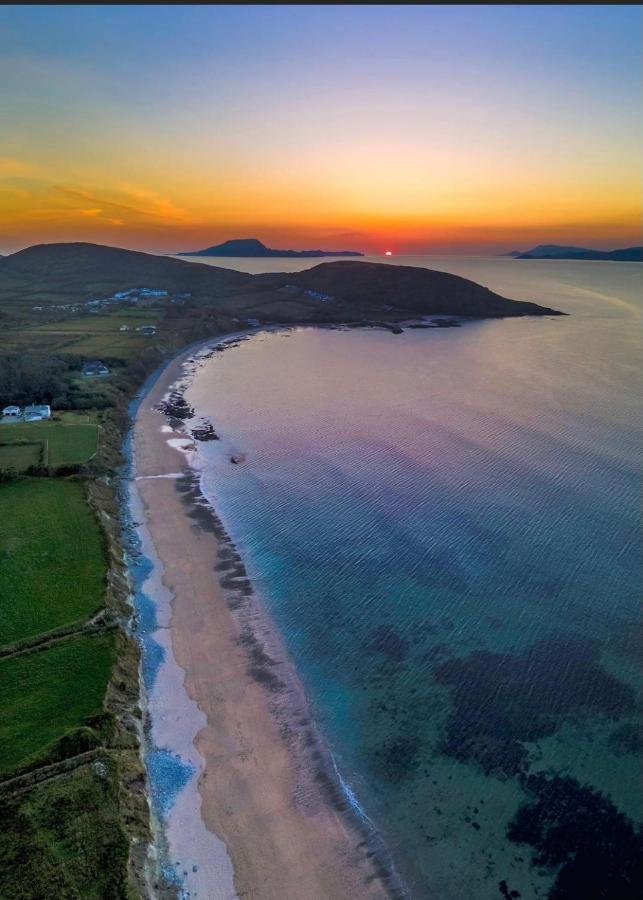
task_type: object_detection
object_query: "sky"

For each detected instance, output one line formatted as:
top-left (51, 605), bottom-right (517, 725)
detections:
top-left (1, 4), bottom-right (641, 255)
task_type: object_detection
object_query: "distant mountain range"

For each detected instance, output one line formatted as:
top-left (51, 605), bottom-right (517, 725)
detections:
top-left (514, 244), bottom-right (642, 262)
top-left (178, 238), bottom-right (364, 258)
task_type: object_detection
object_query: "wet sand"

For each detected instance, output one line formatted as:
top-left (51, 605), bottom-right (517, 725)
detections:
top-left (132, 343), bottom-right (395, 900)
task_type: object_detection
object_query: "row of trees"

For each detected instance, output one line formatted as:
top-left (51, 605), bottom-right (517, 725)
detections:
top-left (0, 353), bottom-right (115, 410)
top-left (0, 353), bottom-right (71, 408)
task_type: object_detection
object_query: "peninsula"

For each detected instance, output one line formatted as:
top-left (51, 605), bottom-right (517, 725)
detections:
top-left (177, 238), bottom-right (364, 257)
top-left (515, 244), bottom-right (643, 262)
top-left (0, 243), bottom-right (563, 323)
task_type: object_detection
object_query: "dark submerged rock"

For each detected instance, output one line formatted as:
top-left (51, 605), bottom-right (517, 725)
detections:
top-left (608, 721), bottom-right (643, 756)
top-left (507, 773), bottom-right (643, 900)
top-left (364, 624), bottom-right (410, 663)
top-left (433, 636), bottom-right (636, 777)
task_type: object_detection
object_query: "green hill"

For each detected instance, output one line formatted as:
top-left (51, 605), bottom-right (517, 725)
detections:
top-left (265, 260), bottom-right (563, 317)
top-left (0, 242), bottom-right (563, 320)
top-left (0, 242), bottom-right (253, 310)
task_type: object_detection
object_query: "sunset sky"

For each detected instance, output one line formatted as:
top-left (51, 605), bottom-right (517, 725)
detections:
top-left (1, 5), bottom-right (641, 255)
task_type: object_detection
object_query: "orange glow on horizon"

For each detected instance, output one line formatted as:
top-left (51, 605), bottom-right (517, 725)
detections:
top-left (1, 152), bottom-right (640, 255)
top-left (1, 6), bottom-right (640, 256)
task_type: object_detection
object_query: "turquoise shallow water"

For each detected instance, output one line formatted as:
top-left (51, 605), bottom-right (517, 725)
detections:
top-left (184, 258), bottom-right (641, 899)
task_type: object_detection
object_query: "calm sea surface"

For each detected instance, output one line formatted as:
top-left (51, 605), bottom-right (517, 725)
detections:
top-left (184, 257), bottom-right (641, 899)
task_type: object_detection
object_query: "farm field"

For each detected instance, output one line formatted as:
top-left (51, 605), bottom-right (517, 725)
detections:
top-left (0, 479), bottom-right (105, 645)
top-left (0, 414), bottom-right (99, 471)
top-left (30, 309), bottom-right (160, 332)
top-left (0, 331), bottom-right (157, 359)
top-left (0, 633), bottom-right (115, 775)
top-left (0, 442), bottom-right (41, 471)
top-left (0, 760), bottom-right (130, 900)
top-left (61, 332), bottom-right (155, 357)
top-left (0, 307), bottom-right (163, 360)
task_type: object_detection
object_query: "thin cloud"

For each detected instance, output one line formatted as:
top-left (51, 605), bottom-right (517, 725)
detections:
top-left (54, 185), bottom-right (188, 222)
top-left (0, 157), bottom-right (37, 179)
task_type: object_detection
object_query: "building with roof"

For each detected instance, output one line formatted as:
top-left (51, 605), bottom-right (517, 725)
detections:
top-left (82, 361), bottom-right (110, 377)
top-left (24, 405), bottom-right (51, 421)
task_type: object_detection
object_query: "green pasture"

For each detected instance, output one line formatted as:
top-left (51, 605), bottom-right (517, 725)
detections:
top-left (0, 416), bottom-right (99, 470)
top-left (0, 443), bottom-right (42, 471)
top-left (0, 633), bottom-right (115, 776)
top-left (0, 307), bottom-right (161, 360)
top-left (62, 332), bottom-right (155, 357)
top-left (0, 761), bottom-right (130, 899)
top-left (31, 310), bottom-right (160, 333)
top-left (0, 479), bottom-right (105, 645)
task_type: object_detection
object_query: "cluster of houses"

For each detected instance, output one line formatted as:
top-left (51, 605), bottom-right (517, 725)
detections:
top-left (303, 289), bottom-right (334, 303)
top-left (280, 284), bottom-right (334, 303)
top-left (117, 324), bottom-right (157, 334)
top-left (32, 286), bottom-right (178, 314)
top-left (112, 288), bottom-right (168, 301)
top-left (2, 404), bottom-right (52, 423)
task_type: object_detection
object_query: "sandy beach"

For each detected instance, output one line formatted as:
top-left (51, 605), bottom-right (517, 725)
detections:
top-left (131, 341), bottom-right (396, 900)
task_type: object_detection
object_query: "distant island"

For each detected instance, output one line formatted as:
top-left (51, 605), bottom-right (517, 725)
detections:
top-left (178, 238), bottom-right (364, 258)
top-left (514, 244), bottom-right (643, 262)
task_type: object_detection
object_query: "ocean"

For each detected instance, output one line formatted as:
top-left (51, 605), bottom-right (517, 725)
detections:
top-left (183, 257), bottom-right (641, 899)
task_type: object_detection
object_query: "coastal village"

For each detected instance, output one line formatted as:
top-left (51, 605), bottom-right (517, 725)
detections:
top-left (31, 285), bottom-right (182, 315)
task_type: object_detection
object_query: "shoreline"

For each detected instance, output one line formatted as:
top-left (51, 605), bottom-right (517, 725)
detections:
top-left (128, 331), bottom-right (405, 899)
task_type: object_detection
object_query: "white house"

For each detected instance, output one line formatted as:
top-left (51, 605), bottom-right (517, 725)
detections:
top-left (139, 288), bottom-right (168, 297)
top-left (2, 405), bottom-right (21, 418)
top-left (23, 404), bottom-right (51, 421)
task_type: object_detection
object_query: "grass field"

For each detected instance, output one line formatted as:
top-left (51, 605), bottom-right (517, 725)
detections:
top-left (27, 311), bottom-right (161, 358)
top-left (0, 307), bottom-right (163, 361)
top-left (31, 310), bottom-right (160, 332)
top-left (0, 760), bottom-right (130, 899)
top-left (61, 333), bottom-right (156, 357)
top-left (0, 479), bottom-right (105, 645)
top-left (0, 443), bottom-right (42, 471)
top-left (0, 633), bottom-right (115, 775)
top-left (0, 416), bottom-right (99, 470)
